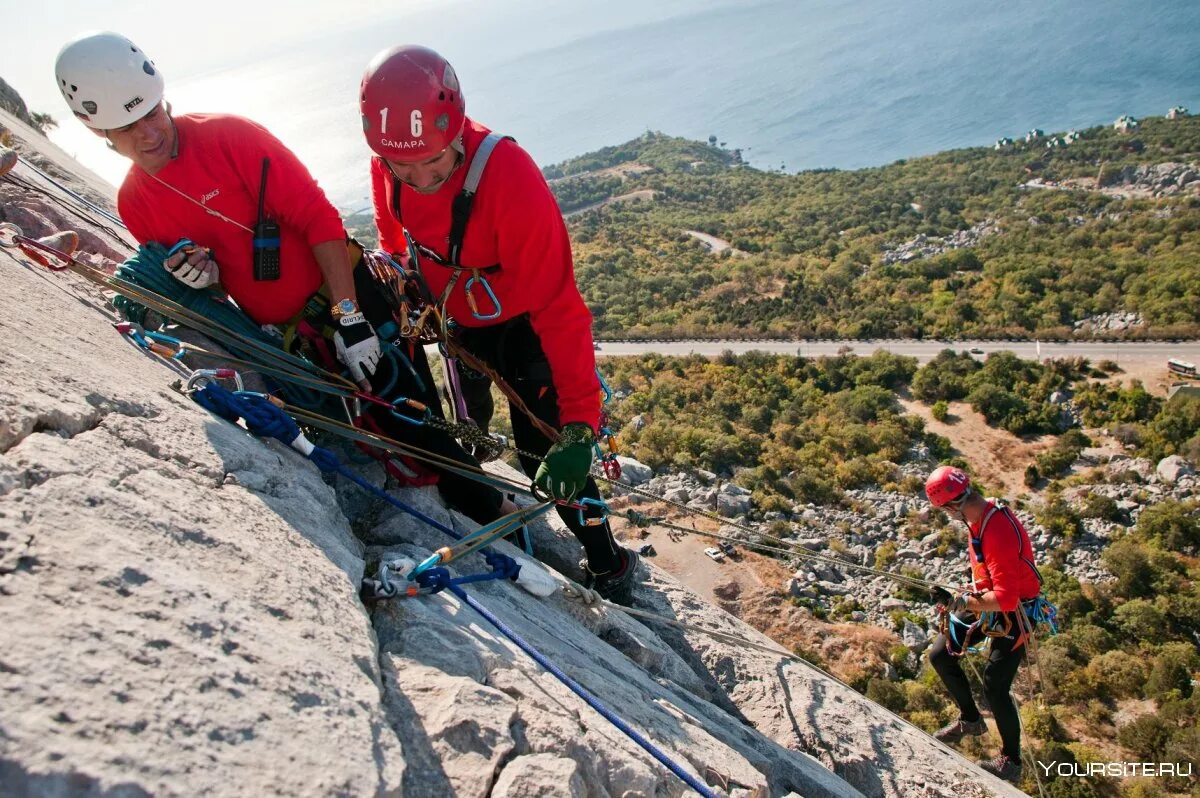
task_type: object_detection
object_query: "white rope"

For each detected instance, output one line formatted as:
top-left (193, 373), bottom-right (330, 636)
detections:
top-left (144, 171), bottom-right (253, 233)
top-left (559, 582), bottom-right (799, 660)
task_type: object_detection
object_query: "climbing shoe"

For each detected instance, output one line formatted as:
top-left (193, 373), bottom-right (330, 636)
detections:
top-left (934, 717), bottom-right (986, 744)
top-left (581, 547), bottom-right (640, 606)
top-left (978, 754), bottom-right (1022, 783)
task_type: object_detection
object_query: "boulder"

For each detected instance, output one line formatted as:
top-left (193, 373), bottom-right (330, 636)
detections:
top-left (615, 455), bottom-right (654, 485)
top-left (717, 492), bottom-right (752, 518)
top-left (1156, 455), bottom-right (1195, 484)
top-left (902, 620), bottom-right (930, 653)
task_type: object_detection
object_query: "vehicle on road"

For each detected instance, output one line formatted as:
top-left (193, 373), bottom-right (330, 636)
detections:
top-left (969, 347), bottom-right (985, 354)
top-left (719, 542), bottom-right (738, 558)
top-left (704, 546), bottom-right (725, 562)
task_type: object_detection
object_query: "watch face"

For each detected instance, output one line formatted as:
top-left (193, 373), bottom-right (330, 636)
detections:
top-left (336, 299), bottom-right (356, 316)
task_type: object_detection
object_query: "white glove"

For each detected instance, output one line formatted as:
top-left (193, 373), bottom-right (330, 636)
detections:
top-left (333, 311), bottom-right (381, 385)
top-left (164, 246), bottom-right (220, 290)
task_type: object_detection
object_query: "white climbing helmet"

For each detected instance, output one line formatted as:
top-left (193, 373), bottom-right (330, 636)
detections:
top-left (54, 32), bottom-right (164, 130)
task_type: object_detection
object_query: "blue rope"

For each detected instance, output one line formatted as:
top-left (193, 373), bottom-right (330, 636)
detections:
top-left (114, 242), bottom-right (333, 412)
top-left (189, 383), bottom-right (714, 796)
top-left (447, 582), bottom-right (718, 798)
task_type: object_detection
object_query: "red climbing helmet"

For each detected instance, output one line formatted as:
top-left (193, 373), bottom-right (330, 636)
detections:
top-left (925, 465), bottom-right (971, 507)
top-left (360, 45), bottom-right (465, 162)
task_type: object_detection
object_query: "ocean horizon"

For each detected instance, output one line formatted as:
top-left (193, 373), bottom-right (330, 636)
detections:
top-left (18, 0), bottom-right (1200, 209)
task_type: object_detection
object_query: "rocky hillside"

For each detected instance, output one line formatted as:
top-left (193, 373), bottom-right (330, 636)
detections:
top-left (0, 108), bottom-right (1029, 796)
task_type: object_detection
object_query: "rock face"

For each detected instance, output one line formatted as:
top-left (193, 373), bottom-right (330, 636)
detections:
top-left (881, 219), bottom-right (997, 265)
top-left (0, 123), bottom-right (1029, 798)
top-left (0, 77), bottom-right (36, 128)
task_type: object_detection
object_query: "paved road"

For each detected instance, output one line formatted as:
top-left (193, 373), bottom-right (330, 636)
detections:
top-left (594, 339), bottom-right (1200, 366)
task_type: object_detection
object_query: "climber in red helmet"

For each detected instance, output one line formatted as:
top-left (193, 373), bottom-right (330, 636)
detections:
top-left (923, 465), bottom-right (1044, 783)
top-left (361, 45), bottom-right (640, 605)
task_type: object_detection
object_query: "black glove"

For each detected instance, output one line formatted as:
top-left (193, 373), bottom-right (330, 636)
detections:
top-left (928, 586), bottom-right (954, 606)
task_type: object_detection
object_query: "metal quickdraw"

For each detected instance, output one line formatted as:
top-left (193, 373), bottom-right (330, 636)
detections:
top-left (0, 222), bottom-right (72, 271)
top-left (115, 321), bottom-right (187, 360)
top-left (184, 367), bottom-right (245, 393)
top-left (389, 395), bottom-right (433, 425)
top-left (575, 496), bottom-right (611, 528)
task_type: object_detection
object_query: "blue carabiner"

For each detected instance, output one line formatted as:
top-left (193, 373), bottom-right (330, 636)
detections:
top-left (596, 368), bottom-right (614, 404)
top-left (145, 329), bottom-right (186, 360)
top-left (390, 395), bottom-right (432, 425)
top-left (464, 271), bottom-right (502, 321)
top-left (575, 496), bottom-right (610, 528)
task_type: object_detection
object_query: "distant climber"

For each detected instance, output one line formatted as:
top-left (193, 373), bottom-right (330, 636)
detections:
top-left (923, 465), bottom-right (1043, 784)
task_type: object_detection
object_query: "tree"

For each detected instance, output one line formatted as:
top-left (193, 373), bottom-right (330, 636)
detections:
top-left (29, 111), bottom-right (57, 135)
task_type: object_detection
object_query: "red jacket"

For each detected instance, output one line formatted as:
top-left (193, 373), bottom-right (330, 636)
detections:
top-left (370, 119), bottom-right (600, 431)
top-left (968, 501), bottom-right (1043, 612)
top-left (118, 114), bottom-right (345, 324)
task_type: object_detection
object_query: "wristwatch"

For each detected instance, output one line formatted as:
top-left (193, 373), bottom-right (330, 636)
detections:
top-left (331, 298), bottom-right (359, 319)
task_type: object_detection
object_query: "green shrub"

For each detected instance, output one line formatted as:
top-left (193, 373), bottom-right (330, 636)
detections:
top-left (931, 400), bottom-right (949, 422)
top-left (1145, 643), bottom-right (1200, 701)
top-left (1025, 464), bottom-right (1040, 488)
top-left (1085, 650), bottom-right (1147, 699)
top-left (865, 677), bottom-right (906, 712)
top-left (1112, 599), bottom-right (1168, 645)
top-left (874, 540), bottom-right (898, 569)
top-left (1021, 703), bottom-right (1065, 741)
top-left (1079, 493), bottom-right (1121, 522)
top-left (1102, 538), bottom-right (1158, 599)
top-left (1117, 714), bottom-right (1171, 759)
top-left (1136, 499), bottom-right (1200, 554)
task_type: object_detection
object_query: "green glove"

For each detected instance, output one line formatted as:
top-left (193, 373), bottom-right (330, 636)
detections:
top-left (535, 422), bottom-right (596, 501)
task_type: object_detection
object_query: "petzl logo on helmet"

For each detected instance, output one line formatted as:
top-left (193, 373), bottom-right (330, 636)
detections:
top-left (435, 113), bottom-right (450, 132)
top-left (82, 101), bottom-right (98, 115)
top-left (124, 96), bottom-right (144, 113)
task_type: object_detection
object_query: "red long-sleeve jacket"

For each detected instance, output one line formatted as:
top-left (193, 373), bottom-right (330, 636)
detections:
top-left (370, 119), bottom-right (600, 431)
top-left (968, 501), bottom-right (1044, 612)
top-left (118, 114), bottom-right (346, 324)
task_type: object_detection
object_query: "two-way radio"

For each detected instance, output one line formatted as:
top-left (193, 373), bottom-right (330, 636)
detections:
top-left (252, 157), bottom-right (281, 281)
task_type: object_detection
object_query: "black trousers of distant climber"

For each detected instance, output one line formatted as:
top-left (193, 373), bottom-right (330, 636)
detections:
top-left (928, 612), bottom-right (1025, 761)
top-left (452, 315), bottom-right (622, 573)
top-left (337, 262), bottom-right (504, 525)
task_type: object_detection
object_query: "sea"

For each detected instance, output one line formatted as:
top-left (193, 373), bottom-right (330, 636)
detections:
top-left (29, 0), bottom-right (1200, 210)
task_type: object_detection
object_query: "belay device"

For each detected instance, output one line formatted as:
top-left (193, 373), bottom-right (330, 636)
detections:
top-left (252, 157), bottom-right (281, 281)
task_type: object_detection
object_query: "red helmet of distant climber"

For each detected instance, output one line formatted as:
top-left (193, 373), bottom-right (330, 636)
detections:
top-left (360, 45), bottom-right (465, 162)
top-left (925, 465), bottom-right (971, 507)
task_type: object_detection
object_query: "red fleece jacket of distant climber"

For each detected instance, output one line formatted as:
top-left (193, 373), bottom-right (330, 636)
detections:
top-left (968, 501), bottom-right (1043, 612)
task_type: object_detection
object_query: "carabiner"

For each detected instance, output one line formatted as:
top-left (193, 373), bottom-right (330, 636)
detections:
top-left (575, 496), bottom-right (611, 528)
top-left (601, 456), bottom-right (622, 481)
top-left (596, 369), bottom-right (614, 404)
top-left (464, 269), bottom-right (502, 321)
top-left (389, 395), bottom-right (432, 425)
top-left (184, 368), bottom-right (244, 394)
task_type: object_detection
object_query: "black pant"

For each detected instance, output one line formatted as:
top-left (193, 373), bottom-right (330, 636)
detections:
top-left (452, 316), bottom-right (622, 573)
top-left (929, 612), bottom-right (1025, 760)
top-left (326, 263), bottom-right (504, 525)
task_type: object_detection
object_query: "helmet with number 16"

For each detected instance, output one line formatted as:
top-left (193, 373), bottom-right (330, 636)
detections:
top-left (360, 45), bottom-right (465, 162)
